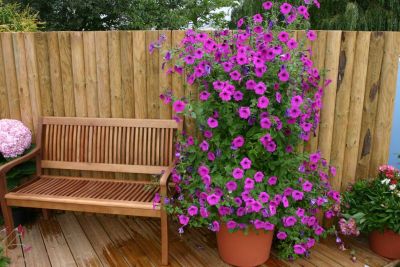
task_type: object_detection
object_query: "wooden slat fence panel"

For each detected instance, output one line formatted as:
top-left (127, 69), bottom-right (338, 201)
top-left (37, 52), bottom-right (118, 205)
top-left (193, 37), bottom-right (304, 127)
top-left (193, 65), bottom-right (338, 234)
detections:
top-left (0, 30), bottom-right (399, 188)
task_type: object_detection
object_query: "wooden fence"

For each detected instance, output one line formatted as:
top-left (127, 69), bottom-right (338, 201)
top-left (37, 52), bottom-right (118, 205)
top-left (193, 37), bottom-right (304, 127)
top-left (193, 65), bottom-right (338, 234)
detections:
top-left (0, 30), bottom-right (399, 191)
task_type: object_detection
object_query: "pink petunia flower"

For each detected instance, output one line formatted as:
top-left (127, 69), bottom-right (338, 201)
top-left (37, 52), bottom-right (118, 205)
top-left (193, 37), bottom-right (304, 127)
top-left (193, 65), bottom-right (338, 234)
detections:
top-left (238, 107), bottom-right (251, 119)
top-left (173, 100), bottom-right (186, 113)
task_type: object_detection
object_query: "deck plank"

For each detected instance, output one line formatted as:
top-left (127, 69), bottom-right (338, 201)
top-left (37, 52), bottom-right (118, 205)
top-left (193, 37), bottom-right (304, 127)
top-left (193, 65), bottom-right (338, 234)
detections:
top-left (57, 213), bottom-right (103, 267)
top-left (76, 214), bottom-right (129, 267)
top-left (38, 218), bottom-right (77, 266)
top-left (96, 215), bottom-right (156, 267)
top-left (5, 235), bottom-right (25, 267)
top-left (23, 223), bottom-right (51, 267)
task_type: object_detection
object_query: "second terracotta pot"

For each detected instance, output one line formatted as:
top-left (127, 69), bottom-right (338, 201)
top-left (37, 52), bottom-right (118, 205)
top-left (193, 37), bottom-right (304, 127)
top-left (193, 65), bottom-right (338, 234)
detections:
top-left (216, 223), bottom-right (274, 267)
top-left (369, 229), bottom-right (400, 259)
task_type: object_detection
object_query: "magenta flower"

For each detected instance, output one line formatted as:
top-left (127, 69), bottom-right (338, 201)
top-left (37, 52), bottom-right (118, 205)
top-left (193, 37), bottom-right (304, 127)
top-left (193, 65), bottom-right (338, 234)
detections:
top-left (307, 30), bottom-right (317, 41)
top-left (268, 176), bottom-right (278, 185)
top-left (184, 55), bottom-right (195, 65)
top-left (244, 178), bottom-right (255, 190)
top-left (254, 171), bottom-right (264, 182)
top-left (302, 181), bottom-right (313, 192)
top-left (207, 117), bottom-right (218, 128)
top-left (288, 106), bottom-right (301, 118)
top-left (188, 205), bottom-right (198, 216)
top-left (200, 207), bottom-right (209, 218)
top-left (199, 140), bottom-right (209, 152)
top-left (260, 118), bottom-right (272, 129)
top-left (278, 31), bottom-right (289, 42)
top-left (293, 244), bottom-right (306, 255)
top-left (287, 38), bottom-right (298, 50)
top-left (240, 157), bottom-right (252, 170)
top-left (232, 135), bottom-right (245, 149)
top-left (259, 192), bottom-right (270, 203)
top-left (219, 90), bottom-right (232, 101)
top-left (309, 152), bottom-right (321, 163)
top-left (292, 190), bottom-right (304, 201)
top-left (202, 175), bottom-right (211, 185)
top-left (173, 100), bottom-right (186, 113)
top-left (253, 14), bottom-right (263, 23)
top-left (262, 1), bottom-right (273, 10)
top-left (314, 226), bottom-right (324, 236)
top-left (246, 79), bottom-right (256, 90)
top-left (212, 221), bottom-right (220, 232)
top-left (227, 220), bottom-right (237, 230)
top-left (257, 96), bottom-right (270, 109)
top-left (226, 181), bottom-right (238, 192)
top-left (282, 216), bottom-right (297, 227)
top-left (199, 91), bottom-right (211, 101)
top-left (280, 3), bottom-right (292, 14)
top-left (255, 82), bottom-right (267, 95)
top-left (207, 194), bottom-right (220, 206)
top-left (204, 130), bottom-right (213, 138)
top-left (233, 91), bottom-right (244, 101)
top-left (296, 208), bottom-right (305, 217)
top-left (198, 166), bottom-right (209, 177)
top-left (277, 231), bottom-right (287, 240)
top-left (238, 107), bottom-right (251, 119)
top-left (230, 70), bottom-right (241, 81)
top-left (237, 18), bottom-right (244, 28)
top-left (282, 196), bottom-right (289, 208)
top-left (266, 141), bottom-right (277, 153)
top-left (179, 215), bottom-right (189, 225)
top-left (278, 67), bottom-right (290, 82)
top-left (232, 168), bottom-right (244, 179)
top-left (207, 152), bottom-right (216, 161)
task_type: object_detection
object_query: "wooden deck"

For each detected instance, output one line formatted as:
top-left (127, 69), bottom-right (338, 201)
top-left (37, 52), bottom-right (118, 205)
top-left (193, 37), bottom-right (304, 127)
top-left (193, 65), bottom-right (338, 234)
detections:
top-left (3, 212), bottom-right (396, 267)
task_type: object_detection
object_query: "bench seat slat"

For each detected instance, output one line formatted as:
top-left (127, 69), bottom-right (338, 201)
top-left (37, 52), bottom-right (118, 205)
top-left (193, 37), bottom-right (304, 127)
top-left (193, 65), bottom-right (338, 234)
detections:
top-left (5, 176), bottom-right (161, 217)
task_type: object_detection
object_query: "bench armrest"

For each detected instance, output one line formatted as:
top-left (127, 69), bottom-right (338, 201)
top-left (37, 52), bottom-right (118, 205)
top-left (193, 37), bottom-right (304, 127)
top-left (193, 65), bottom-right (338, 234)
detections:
top-left (0, 147), bottom-right (40, 177)
top-left (160, 161), bottom-right (176, 188)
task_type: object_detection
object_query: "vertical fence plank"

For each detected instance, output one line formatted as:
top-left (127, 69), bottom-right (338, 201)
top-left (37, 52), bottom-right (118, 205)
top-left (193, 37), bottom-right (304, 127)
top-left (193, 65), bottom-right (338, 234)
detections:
top-left (58, 32), bottom-right (75, 117)
top-left (108, 31), bottom-right (123, 118)
top-left (71, 32), bottom-right (87, 117)
top-left (356, 32), bottom-right (386, 179)
top-left (96, 32), bottom-right (111, 118)
top-left (1, 33), bottom-right (21, 120)
top-left (340, 32), bottom-right (371, 190)
top-left (83, 32), bottom-right (99, 118)
top-left (318, 31), bottom-right (342, 163)
top-left (24, 33), bottom-right (41, 135)
top-left (133, 31), bottom-right (147, 119)
top-left (13, 33), bottom-right (34, 131)
top-left (171, 30), bottom-right (185, 128)
top-left (35, 33), bottom-right (53, 116)
top-left (369, 32), bottom-right (400, 175)
top-left (0, 35), bottom-right (10, 119)
top-left (329, 31), bottom-right (357, 191)
top-left (146, 31), bottom-right (160, 119)
top-left (159, 30), bottom-right (172, 120)
top-left (48, 32), bottom-right (65, 117)
top-left (120, 31), bottom-right (135, 118)
top-left (305, 31), bottom-right (327, 153)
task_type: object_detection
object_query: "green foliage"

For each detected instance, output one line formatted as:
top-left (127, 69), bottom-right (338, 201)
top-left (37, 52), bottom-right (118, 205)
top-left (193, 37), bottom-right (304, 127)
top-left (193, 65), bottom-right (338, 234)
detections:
top-left (0, 246), bottom-right (10, 267)
top-left (231, 0), bottom-right (400, 31)
top-left (0, 146), bottom-right (36, 191)
top-left (12, 0), bottom-right (236, 30)
top-left (341, 166), bottom-right (400, 234)
top-left (0, 0), bottom-right (38, 32)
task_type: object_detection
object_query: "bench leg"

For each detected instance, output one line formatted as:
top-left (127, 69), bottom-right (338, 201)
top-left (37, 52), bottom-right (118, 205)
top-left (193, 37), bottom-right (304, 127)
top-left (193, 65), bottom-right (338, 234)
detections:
top-left (161, 210), bottom-right (169, 266)
top-left (0, 202), bottom-right (16, 249)
top-left (42, 209), bottom-right (50, 220)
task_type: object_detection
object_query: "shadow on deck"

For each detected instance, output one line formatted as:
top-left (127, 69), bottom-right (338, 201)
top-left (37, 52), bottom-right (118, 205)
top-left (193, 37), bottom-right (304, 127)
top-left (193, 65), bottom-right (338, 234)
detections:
top-left (4, 212), bottom-right (397, 267)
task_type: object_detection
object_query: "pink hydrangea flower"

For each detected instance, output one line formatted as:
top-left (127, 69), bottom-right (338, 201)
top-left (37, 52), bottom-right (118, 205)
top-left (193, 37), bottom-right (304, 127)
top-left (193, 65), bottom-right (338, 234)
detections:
top-left (0, 119), bottom-right (32, 158)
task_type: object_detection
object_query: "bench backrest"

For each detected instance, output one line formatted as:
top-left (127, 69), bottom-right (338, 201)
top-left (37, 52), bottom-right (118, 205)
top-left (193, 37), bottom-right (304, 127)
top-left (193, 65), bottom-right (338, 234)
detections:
top-left (37, 117), bottom-right (180, 174)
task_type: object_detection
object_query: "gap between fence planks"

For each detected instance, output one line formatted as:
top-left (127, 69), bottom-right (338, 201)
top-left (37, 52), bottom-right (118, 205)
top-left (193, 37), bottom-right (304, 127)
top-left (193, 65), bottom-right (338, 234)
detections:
top-left (1, 30), bottom-right (400, 189)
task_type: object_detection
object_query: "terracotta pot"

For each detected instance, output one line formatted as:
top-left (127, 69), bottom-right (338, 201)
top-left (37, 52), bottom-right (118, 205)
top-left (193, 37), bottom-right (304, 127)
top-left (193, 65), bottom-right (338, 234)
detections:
top-left (369, 229), bottom-right (400, 259)
top-left (216, 223), bottom-right (274, 267)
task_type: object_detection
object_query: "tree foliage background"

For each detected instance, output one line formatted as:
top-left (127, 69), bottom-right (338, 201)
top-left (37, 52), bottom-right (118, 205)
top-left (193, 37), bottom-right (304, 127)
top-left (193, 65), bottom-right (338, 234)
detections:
top-left (0, 0), bottom-right (38, 31)
top-left (9, 0), bottom-right (237, 31)
top-left (231, 0), bottom-right (400, 31)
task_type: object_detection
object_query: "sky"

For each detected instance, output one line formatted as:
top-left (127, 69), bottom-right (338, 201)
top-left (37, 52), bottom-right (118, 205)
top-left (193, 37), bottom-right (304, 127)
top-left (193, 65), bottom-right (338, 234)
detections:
top-left (388, 61), bottom-right (400, 168)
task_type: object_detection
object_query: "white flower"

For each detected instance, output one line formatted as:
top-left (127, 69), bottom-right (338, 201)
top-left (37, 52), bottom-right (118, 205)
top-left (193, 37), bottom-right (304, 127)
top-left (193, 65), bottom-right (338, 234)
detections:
top-left (381, 179), bottom-right (391, 185)
top-left (389, 184), bottom-right (396, 191)
top-left (397, 192), bottom-right (400, 198)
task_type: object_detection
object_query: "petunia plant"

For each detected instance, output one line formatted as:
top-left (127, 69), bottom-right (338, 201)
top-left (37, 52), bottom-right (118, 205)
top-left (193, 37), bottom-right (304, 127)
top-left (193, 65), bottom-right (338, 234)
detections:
top-left (153, 0), bottom-right (340, 260)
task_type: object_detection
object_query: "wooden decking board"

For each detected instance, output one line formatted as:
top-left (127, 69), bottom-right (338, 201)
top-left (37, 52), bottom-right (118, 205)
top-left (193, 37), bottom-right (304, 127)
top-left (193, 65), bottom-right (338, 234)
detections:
top-left (22, 223), bottom-right (51, 267)
top-left (6, 235), bottom-right (25, 267)
top-left (38, 218), bottom-right (77, 266)
top-left (57, 213), bottom-right (103, 267)
top-left (76, 214), bottom-right (130, 267)
top-left (5, 213), bottom-right (392, 267)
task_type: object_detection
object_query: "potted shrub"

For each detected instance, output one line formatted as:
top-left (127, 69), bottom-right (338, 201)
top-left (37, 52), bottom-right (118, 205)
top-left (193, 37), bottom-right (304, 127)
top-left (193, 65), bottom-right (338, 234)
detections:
top-left (152, 1), bottom-right (341, 265)
top-left (0, 119), bottom-right (37, 226)
top-left (340, 165), bottom-right (400, 259)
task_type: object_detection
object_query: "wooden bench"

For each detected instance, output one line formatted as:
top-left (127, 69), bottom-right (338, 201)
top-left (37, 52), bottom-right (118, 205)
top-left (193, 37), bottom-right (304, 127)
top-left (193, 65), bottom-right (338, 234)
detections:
top-left (0, 116), bottom-right (180, 266)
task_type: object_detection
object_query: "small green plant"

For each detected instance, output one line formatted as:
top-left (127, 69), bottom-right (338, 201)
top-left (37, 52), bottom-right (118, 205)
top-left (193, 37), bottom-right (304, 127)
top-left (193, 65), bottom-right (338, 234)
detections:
top-left (0, 245), bottom-right (9, 267)
top-left (340, 165), bottom-right (400, 235)
top-left (0, 0), bottom-right (39, 32)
